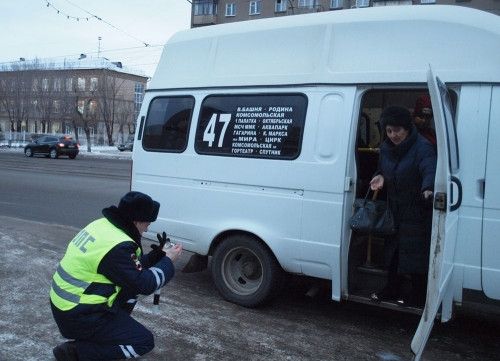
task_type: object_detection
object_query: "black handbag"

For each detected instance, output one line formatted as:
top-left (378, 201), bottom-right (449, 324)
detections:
top-left (350, 189), bottom-right (396, 236)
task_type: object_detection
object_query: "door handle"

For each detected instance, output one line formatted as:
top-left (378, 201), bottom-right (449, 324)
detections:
top-left (450, 175), bottom-right (462, 212)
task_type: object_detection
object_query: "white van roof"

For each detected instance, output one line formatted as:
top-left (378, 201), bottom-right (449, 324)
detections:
top-left (150, 5), bottom-right (500, 90)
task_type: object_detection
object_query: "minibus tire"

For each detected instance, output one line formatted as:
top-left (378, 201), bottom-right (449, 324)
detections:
top-left (212, 234), bottom-right (284, 308)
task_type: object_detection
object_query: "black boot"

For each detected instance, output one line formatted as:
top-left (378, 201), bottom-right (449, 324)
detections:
top-left (400, 274), bottom-right (427, 308)
top-left (371, 251), bottom-right (402, 302)
top-left (370, 284), bottom-right (400, 302)
top-left (53, 341), bottom-right (79, 361)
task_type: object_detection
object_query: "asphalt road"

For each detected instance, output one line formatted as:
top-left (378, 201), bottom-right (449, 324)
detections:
top-left (0, 150), bottom-right (131, 228)
top-left (0, 149), bottom-right (499, 361)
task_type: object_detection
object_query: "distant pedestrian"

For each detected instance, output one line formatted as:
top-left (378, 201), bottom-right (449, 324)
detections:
top-left (50, 191), bottom-right (182, 360)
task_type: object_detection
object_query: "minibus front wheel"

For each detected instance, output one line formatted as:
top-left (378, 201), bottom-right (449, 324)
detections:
top-left (212, 234), bottom-right (284, 308)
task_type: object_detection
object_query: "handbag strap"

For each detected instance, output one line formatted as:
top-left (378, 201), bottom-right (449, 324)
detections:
top-left (362, 188), bottom-right (380, 205)
top-left (364, 188), bottom-right (371, 200)
top-left (364, 188), bottom-right (380, 201)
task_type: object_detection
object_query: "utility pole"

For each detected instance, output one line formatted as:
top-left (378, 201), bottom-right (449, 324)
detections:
top-left (98, 36), bottom-right (102, 58)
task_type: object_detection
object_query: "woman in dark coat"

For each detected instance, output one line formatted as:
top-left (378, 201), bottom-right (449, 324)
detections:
top-left (369, 105), bottom-right (437, 307)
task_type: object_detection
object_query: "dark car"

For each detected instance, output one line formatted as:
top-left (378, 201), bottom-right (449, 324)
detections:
top-left (24, 136), bottom-right (79, 159)
top-left (117, 137), bottom-right (134, 152)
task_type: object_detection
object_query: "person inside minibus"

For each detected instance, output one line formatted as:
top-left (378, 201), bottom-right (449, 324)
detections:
top-left (413, 94), bottom-right (436, 148)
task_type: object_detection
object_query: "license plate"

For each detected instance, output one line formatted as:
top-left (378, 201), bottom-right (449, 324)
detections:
top-left (68, 145), bottom-right (75, 148)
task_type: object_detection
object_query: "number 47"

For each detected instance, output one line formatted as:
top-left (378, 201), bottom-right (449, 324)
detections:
top-left (203, 113), bottom-right (232, 147)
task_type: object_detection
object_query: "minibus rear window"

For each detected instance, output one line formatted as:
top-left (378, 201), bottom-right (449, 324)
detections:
top-left (142, 96), bottom-right (195, 152)
top-left (195, 93), bottom-right (307, 159)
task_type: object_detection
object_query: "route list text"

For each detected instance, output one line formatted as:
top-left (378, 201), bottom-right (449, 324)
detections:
top-left (231, 106), bottom-right (294, 156)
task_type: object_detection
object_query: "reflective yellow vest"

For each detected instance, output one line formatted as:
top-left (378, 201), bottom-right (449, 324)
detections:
top-left (50, 218), bottom-right (141, 311)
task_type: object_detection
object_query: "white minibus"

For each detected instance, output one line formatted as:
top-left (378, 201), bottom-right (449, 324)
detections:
top-left (131, 6), bottom-right (500, 359)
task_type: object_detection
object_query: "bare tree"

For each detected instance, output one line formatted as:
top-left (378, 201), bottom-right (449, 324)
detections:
top-left (63, 80), bottom-right (98, 152)
top-left (1, 59), bottom-right (147, 146)
top-left (116, 99), bottom-right (135, 142)
top-left (0, 62), bottom-right (35, 133)
top-left (32, 60), bottom-right (58, 133)
top-left (75, 97), bottom-right (98, 152)
top-left (95, 69), bottom-right (127, 146)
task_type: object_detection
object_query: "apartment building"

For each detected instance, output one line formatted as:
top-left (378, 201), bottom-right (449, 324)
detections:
top-left (191, 0), bottom-right (500, 27)
top-left (0, 57), bottom-right (148, 146)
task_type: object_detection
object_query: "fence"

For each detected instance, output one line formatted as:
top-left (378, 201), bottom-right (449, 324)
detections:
top-left (0, 131), bottom-right (112, 148)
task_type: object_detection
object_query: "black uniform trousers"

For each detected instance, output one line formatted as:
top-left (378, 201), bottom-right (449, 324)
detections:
top-left (51, 302), bottom-right (154, 360)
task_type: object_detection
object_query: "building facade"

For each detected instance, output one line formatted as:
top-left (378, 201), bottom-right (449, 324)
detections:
top-left (191, 0), bottom-right (500, 27)
top-left (0, 57), bottom-right (148, 147)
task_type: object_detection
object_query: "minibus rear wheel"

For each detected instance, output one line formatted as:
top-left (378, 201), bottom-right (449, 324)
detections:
top-left (212, 234), bottom-right (284, 308)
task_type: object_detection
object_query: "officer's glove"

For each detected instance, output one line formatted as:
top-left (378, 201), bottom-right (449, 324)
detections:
top-left (148, 232), bottom-right (169, 264)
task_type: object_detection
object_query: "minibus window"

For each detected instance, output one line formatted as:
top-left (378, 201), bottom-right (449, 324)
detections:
top-left (195, 93), bottom-right (307, 160)
top-left (437, 79), bottom-right (459, 172)
top-left (142, 96), bottom-right (195, 152)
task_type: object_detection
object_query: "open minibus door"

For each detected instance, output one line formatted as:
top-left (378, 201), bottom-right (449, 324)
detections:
top-left (411, 67), bottom-right (462, 360)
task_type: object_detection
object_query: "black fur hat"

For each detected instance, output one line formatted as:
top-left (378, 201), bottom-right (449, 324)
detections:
top-left (379, 105), bottom-right (412, 131)
top-left (118, 191), bottom-right (160, 222)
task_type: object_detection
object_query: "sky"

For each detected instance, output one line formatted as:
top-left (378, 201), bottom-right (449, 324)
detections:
top-left (0, 0), bottom-right (192, 77)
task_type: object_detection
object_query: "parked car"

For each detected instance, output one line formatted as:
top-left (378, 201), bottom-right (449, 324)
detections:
top-left (24, 136), bottom-right (79, 159)
top-left (117, 137), bottom-right (134, 151)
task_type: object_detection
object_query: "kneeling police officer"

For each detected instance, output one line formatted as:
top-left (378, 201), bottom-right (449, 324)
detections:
top-left (50, 191), bottom-right (182, 360)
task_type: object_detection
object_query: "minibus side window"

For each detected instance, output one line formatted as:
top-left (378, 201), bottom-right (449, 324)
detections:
top-left (142, 96), bottom-right (195, 152)
top-left (195, 93), bottom-right (307, 160)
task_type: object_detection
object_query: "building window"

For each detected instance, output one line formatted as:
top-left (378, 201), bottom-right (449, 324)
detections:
top-left (355, 0), bottom-right (369, 7)
top-left (53, 100), bottom-right (60, 114)
top-left (134, 83), bottom-right (144, 115)
top-left (77, 100), bottom-right (85, 114)
top-left (194, 0), bottom-right (217, 15)
top-left (90, 78), bottom-right (98, 92)
top-left (374, 0), bottom-right (411, 5)
top-left (89, 100), bottom-right (97, 113)
top-left (249, 0), bottom-right (261, 15)
top-left (80, 126), bottom-right (94, 136)
top-left (54, 78), bottom-right (62, 92)
top-left (66, 78), bottom-right (73, 92)
top-left (275, 0), bottom-right (287, 12)
top-left (298, 0), bottom-right (318, 8)
top-left (77, 78), bottom-right (85, 91)
top-left (42, 78), bottom-right (49, 91)
top-left (226, 3), bottom-right (236, 16)
top-left (330, 0), bottom-right (343, 9)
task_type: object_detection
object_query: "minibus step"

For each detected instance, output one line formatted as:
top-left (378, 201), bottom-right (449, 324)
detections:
top-left (348, 294), bottom-right (424, 316)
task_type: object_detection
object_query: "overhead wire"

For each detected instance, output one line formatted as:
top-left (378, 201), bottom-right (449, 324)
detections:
top-left (0, 45), bottom-right (163, 66)
top-left (43, 0), bottom-right (153, 47)
top-left (36, 0), bottom-right (169, 74)
top-left (1, 1), bottom-right (186, 74)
